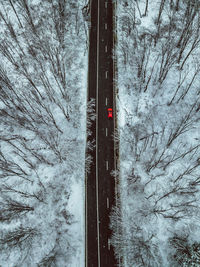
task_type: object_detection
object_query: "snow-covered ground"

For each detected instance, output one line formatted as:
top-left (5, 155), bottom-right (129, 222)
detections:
top-left (0, 0), bottom-right (88, 266)
top-left (111, 0), bottom-right (200, 266)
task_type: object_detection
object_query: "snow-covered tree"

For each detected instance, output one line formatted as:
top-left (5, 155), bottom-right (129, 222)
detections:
top-left (0, 0), bottom-right (87, 265)
top-left (112, 0), bottom-right (200, 266)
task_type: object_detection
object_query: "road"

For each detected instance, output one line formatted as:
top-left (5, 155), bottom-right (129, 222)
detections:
top-left (85, 0), bottom-right (117, 266)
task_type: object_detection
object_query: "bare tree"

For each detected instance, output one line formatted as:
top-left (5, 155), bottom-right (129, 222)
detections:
top-left (168, 68), bottom-right (189, 105)
top-left (169, 235), bottom-right (200, 265)
top-left (17, 0), bottom-right (37, 33)
top-left (0, 227), bottom-right (37, 250)
top-left (167, 100), bottom-right (199, 147)
top-left (37, 246), bottom-right (59, 267)
top-left (0, 195), bottom-right (34, 222)
top-left (144, 0), bottom-right (149, 16)
top-left (8, 0), bottom-right (23, 28)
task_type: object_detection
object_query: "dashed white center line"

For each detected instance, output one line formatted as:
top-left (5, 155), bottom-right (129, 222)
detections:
top-left (105, 45), bottom-right (107, 53)
top-left (106, 161), bottom-right (108, 170)
top-left (106, 128), bottom-right (108, 136)
top-left (107, 197), bottom-right (109, 209)
top-left (105, 97), bottom-right (108, 106)
top-left (105, 71), bottom-right (108, 79)
top-left (108, 238), bottom-right (110, 250)
top-left (105, 2), bottom-right (107, 8)
top-left (96, 0), bottom-right (101, 264)
top-left (105, 23), bottom-right (107, 30)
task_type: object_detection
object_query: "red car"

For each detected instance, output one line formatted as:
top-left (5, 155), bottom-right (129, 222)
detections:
top-left (107, 108), bottom-right (113, 119)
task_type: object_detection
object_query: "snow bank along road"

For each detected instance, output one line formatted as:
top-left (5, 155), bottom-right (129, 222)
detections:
top-left (85, 0), bottom-right (117, 266)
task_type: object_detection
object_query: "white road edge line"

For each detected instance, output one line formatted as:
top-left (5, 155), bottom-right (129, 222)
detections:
top-left (107, 197), bottom-right (109, 209)
top-left (106, 160), bottom-right (109, 170)
top-left (105, 2), bottom-right (107, 8)
top-left (105, 45), bottom-right (107, 52)
top-left (96, 0), bottom-right (101, 265)
top-left (105, 23), bottom-right (107, 30)
top-left (106, 128), bottom-right (108, 136)
top-left (106, 97), bottom-right (107, 106)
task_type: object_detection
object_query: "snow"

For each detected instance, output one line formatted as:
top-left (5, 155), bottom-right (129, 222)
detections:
top-left (67, 180), bottom-right (85, 267)
top-left (0, 0), bottom-right (88, 266)
top-left (112, 0), bottom-right (200, 266)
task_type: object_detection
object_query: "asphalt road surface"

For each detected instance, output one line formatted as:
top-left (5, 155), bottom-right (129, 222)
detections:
top-left (85, 0), bottom-right (117, 266)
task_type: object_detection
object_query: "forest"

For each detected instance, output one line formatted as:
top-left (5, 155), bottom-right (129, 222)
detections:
top-left (0, 0), bottom-right (87, 266)
top-left (111, 0), bottom-right (200, 266)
